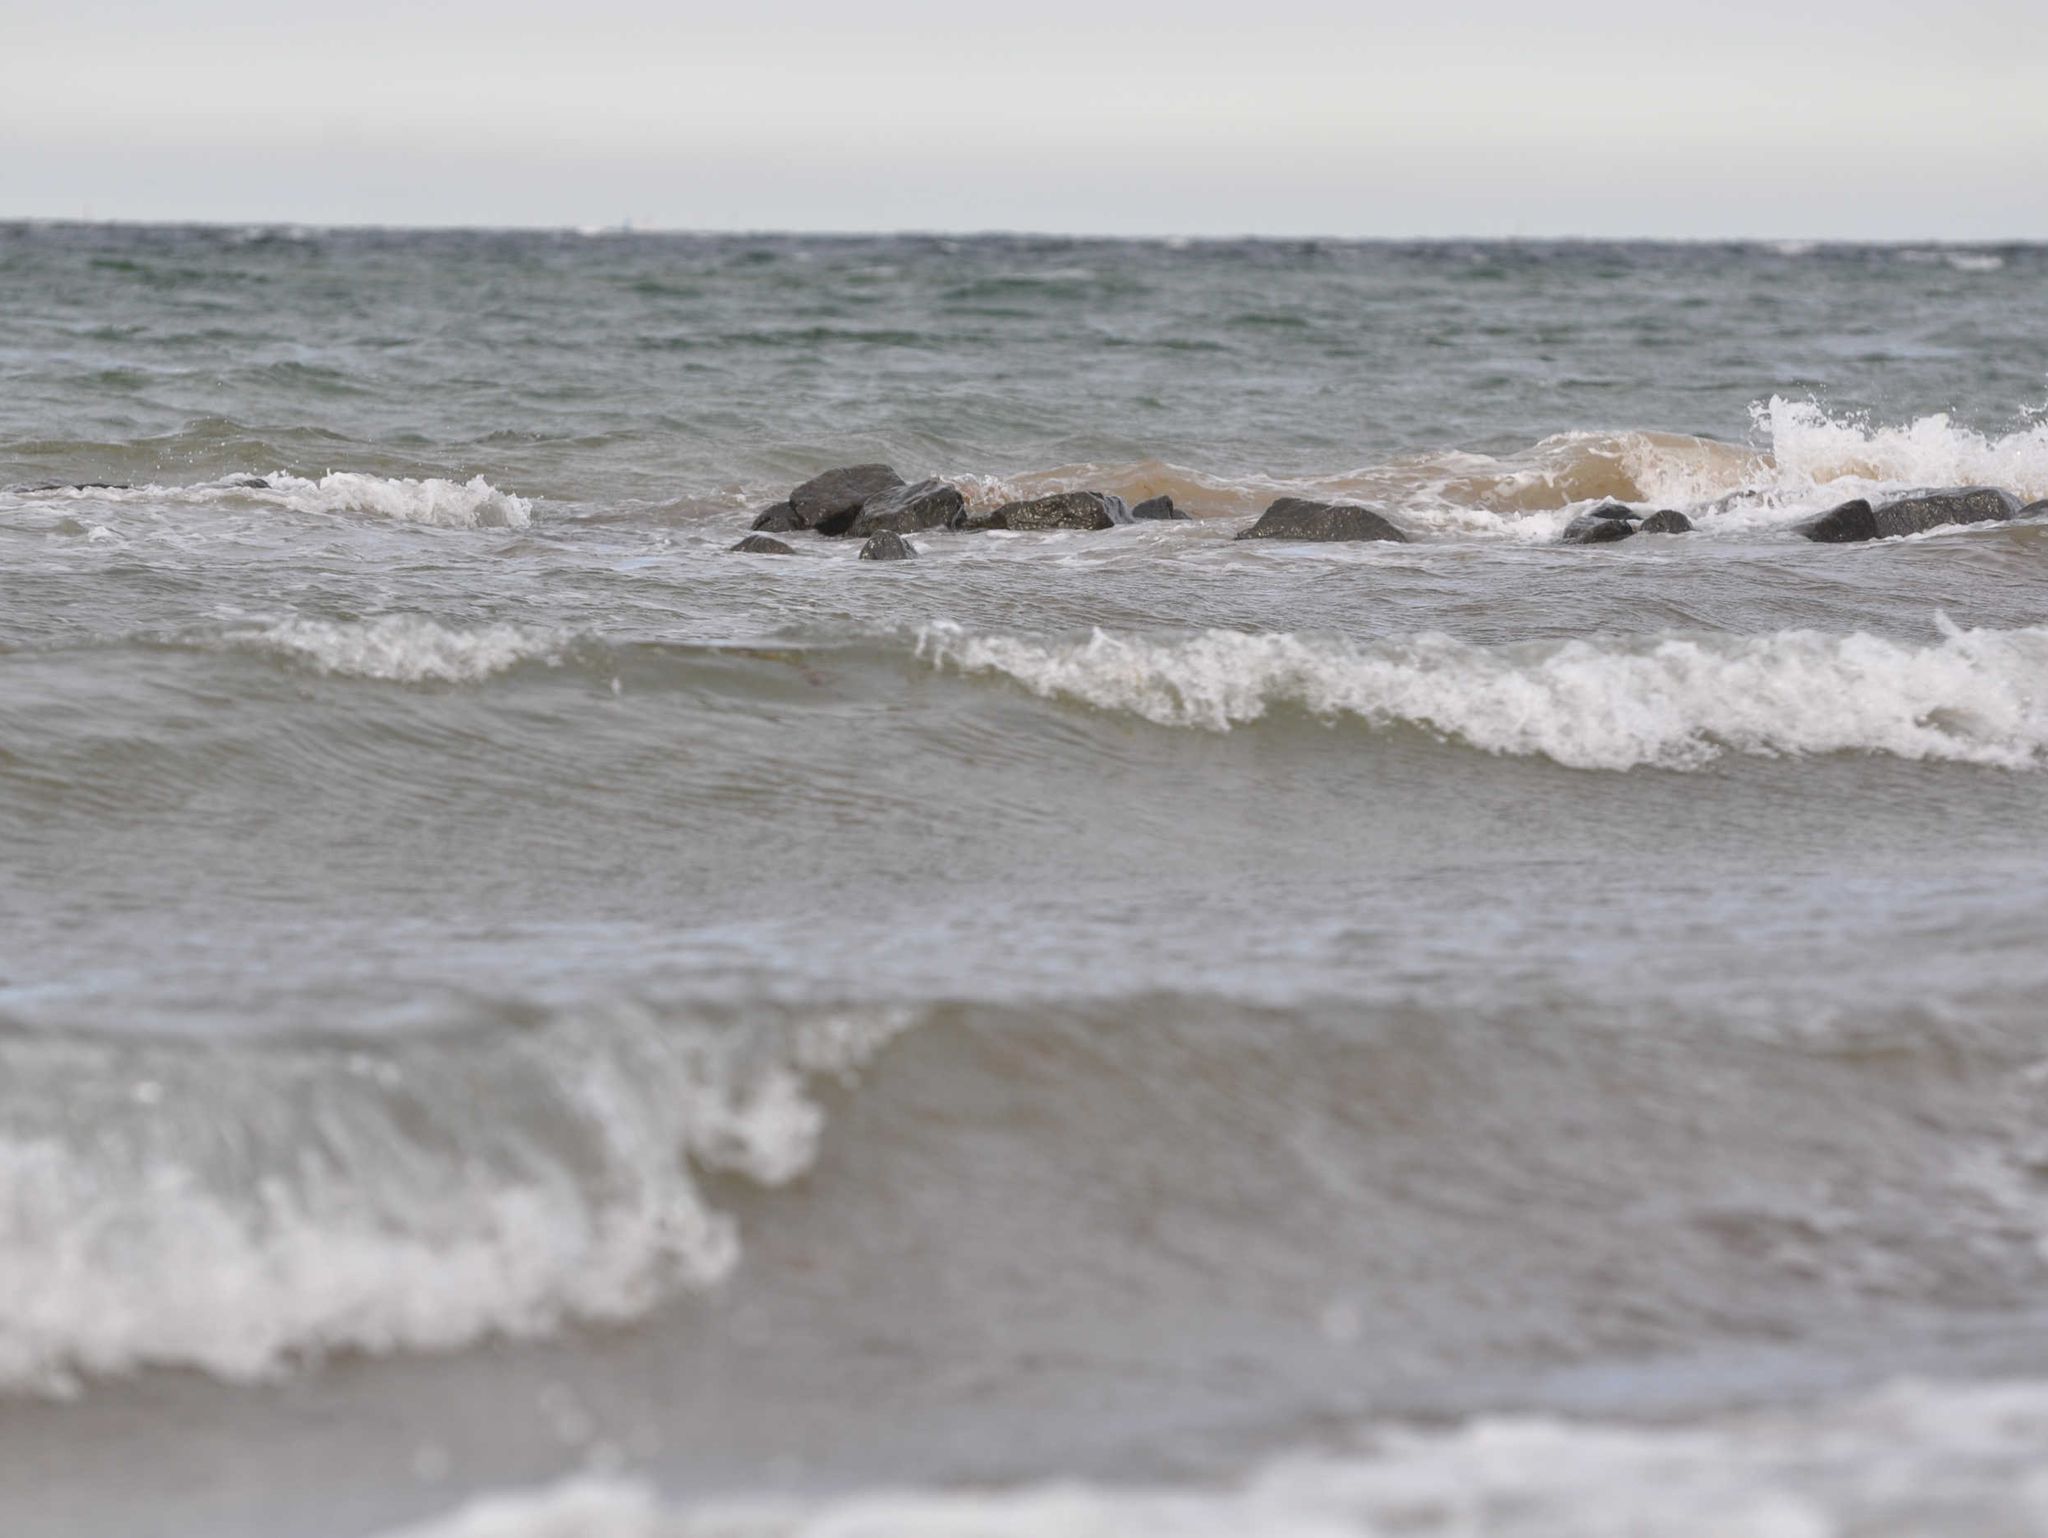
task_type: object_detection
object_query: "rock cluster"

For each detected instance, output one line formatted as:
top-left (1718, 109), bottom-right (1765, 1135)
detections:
top-left (1559, 504), bottom-right (1693, 544)
top-left (730, 464), bottom-right (2046, 558)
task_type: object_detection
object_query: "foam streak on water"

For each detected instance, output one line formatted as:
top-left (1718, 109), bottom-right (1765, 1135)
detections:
top-left (377, 1378), bottom-right (2048, 1538)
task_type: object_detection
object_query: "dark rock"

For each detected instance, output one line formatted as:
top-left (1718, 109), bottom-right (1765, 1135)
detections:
top-left (1797, 488), bottom-right (2020, 542)
top-left (1131, 495), bottom-right (1191, 521)
top-left (2020, 499), bottom-right (2048, 521)
top-left (789, 464), bottom-right (905, 536)
top-left (848, 478), bottom-right (963, 538)
top-left (1588, 502), bottom-right (1640, 521)
top-left (959, 491), bottom-right (1130, 532)
top-left (857, 531), bottom-right (917, 562)
top-left (1637, 509), bottom-right (1694, 534)
top-left (1561, 513), bottom-right (1639, 544)
top-left (1795, 499), bottom-right (1878, 542)
top-left (226, 474), bottom-right (273, 490)
top-left (750, 501), bottom-right (802, 533)
top-left (1234, 497), bottom-right (1407, 543)
top-left (730, 534), bottom-right (795, 555)
top-left (1869, 486), bottom-right (2020, 535)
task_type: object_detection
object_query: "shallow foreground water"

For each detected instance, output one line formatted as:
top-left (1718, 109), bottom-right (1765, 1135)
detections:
top-left (5, 226), bottom-right (2048, 1537)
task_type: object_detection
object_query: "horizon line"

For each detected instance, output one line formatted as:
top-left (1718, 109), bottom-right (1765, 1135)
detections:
top-left (2, 217), bottom-right (2042, 248)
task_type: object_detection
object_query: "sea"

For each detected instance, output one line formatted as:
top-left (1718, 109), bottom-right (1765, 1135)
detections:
top-left (5, 224), bottom-right (2048, 1537)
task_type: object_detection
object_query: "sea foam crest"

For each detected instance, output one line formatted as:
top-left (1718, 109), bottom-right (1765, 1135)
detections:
top-left (916, 620), bottom-right (2048, 771)
top-left (230, 616), bottom-right (569, 683)
top-left (266, 472), bottom-right (533, 528)
top-left (0, 1006), bottom-right (913, 1394)
top-left (37, 472), bottom-right (534, 527)
top-left (1758, 397), bottom-right (2048, 505)
top-left (375, 1377), bottom-right (2048, 1538)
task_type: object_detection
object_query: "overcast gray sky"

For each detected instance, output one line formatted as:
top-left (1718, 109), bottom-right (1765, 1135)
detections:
top-left (4, 0), bottom-right (2044, 236)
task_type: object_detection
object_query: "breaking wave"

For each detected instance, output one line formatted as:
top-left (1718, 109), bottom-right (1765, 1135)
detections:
top-left (373, 1376), bottom-right (2048, 1537)
top-left (1756, 397), bottom-right (2048, 505)
top-left (916, 618), bottom-right (2048, 770)
top-left (266, 471), bottom-right (533, 528)
top-left (0, 1004), bottom-right (913, 1395)
top-left (224, 616), bottom-right (570, 683)
top-left (24, 471), bottom-right (533, 528)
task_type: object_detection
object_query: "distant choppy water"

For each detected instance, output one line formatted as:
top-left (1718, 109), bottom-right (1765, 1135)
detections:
top-left (5, 224), bottom-right (2048, 1538)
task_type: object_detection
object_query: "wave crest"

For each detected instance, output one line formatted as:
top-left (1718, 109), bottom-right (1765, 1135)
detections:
top-left (1757, 397), bottom-right (2048, 505)
top-left (267, 471), bottom-right (533, 528)
top-left (227, 616), bottom-right (569, 683)
top-left (373, 1377), bottom-right (2048, 1538)
top-left (916, 620), bottom-right (2048, 770)
top-left (0, 1004), bottom-right (913, 1394)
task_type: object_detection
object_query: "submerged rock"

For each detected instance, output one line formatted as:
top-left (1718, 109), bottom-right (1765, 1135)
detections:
top-left (1797, 488), bottom-right (2019, 542)
top-left (958, 491), bottom-right (1130, 531)
top-left (857, 530), bottom-right (917, 562)
top-left (750, 501), bottom-right (802, 533)
top-left (848, 478), bottom-right (963, 537)
top-left (1130, 495), bottom-right (1190, 521)
top-left (1235, 498), bottom-right (1407, 543)
top-left (1560, 513), bottom-right (1639, 544)
top-left (2022, 500), bottom-right (2048, 521)
top-left (730, 534), bottom-right (795, 555)
top-left (1795, 499), bottom-right (1878, 542)
top-left (1637, 509), bottom-right (1694, 534)
top-left (789, 464), bottom-right (905, 536)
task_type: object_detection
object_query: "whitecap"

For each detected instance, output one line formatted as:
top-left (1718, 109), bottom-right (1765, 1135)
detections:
top-left (225, 615), bottom-right (570, 684)
top-left (915, 620), bottom-right (2048, 771)
top-left (0, 1006), bottom-right (915, 1394)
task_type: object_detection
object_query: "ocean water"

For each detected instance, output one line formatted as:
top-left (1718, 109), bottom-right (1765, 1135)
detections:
top-left (4, 224), bottom-right (2048, 1537)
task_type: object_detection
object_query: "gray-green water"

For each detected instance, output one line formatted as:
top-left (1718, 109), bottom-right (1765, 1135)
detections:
top-left (5, 224), bottom-right (2048, 1538)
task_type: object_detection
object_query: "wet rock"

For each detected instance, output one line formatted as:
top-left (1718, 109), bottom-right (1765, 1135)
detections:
top-left (1234, 497), bottom-right (1408, 543)
top-left (958, 491), bottom-right (1130, 531)
top-left (2021, 499), bottom-right (2048, 521)
top-left (730, 534), bottom-right (795, 555)
top-left (848, 478), bottom-right (963, 538)
top-left (1131, 495), bottom-right (1190, 521)
top-left (1795, 499), bottom-right (1878, 542)
top-left (789, 464), bottom-right (905, 536)
top-left (857, 530), bottom-right (917, 562)
top-left (1796, 488), bottom-right (2020, 542)
top-left (1588, 502), bottom-right (1639, 521)
top-left (1560, 513), bottom-right (1639, 544)
top-left (1637, 509), bottom-right (1694, 534)
top-left (1869, 487), bottom-right (2021, 535)
top-left (226, 474), bottom-right (273, 490)
top-left (750, 501), bottom-right (802, 533)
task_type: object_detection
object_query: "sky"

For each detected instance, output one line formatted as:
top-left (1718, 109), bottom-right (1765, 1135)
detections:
top-left (4, 0), bottom-right (2045, 237)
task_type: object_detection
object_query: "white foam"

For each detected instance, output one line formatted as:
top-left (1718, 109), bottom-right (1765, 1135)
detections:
top-left (1757, 397), bottom-right (2048, 507)
top-left (0, 1007), bottom-right (913, 1394)
top-left (44, 472), bottom-right (532, 528)
top-left (265, 472), bottom-right (533, 528)
top-left (372, 1376), bottom-right (2048, 1537)
top-left (229, 616), bottom-right (569, 683)
top-left (916, 619), bottom-right (2048, 771)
